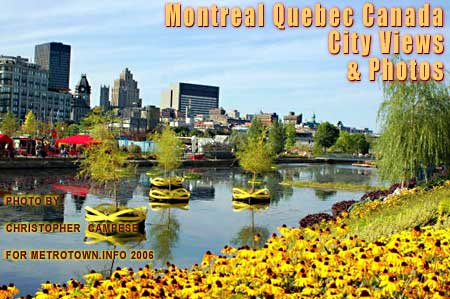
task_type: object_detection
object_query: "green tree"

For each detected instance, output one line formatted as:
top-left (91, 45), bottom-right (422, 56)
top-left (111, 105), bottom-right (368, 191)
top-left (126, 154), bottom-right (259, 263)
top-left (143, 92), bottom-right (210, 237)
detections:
top-left (314, 122), bottom-right (339, 152)
top-left (236, 131), bottom-right (274, 192)
top-left (0, 112), bottom-right (19, 136)
top-left (333, 132), bottom-right (370, 154)
top-left (376, 76), bottom-right (450, 184)
top-left (353, 134), bottom-right (370, 155)
top-left (247, 117), bottom-right (264, 142)
top-left (190, 128), bottom-right (205, 137)
top-left (67, 123), bottom-right (81, 136)
top-left (81, 108), bottom-right (123, 141)
top-left (54, 121), bottom-right (68, 138)
top-left (152, 126), bottom-right (183, 177)
top-left (38, 121), bottom-right (52, 138)
top-left (284, 124), bottom-right (296, 149)
top-left (230, 131), bottom-right (248, 152)
top-left (268, 121), bottom-right (286, 155)
top-left (79, 114), bottom-right (136, 209)
top-left (80, 106), bottom-right (106, 131)
top-left (173, 126), bottom-right (190, 137)
top-left (22, 111), bottom-right (38, 137)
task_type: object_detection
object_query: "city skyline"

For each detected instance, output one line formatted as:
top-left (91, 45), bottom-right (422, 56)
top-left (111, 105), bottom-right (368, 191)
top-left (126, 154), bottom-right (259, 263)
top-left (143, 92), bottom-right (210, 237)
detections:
top-left (0, 0), bottom-right (449, 130)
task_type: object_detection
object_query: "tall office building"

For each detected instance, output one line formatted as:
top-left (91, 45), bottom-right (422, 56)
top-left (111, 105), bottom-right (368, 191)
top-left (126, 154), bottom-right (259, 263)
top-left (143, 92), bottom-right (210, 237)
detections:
top-left (111, 68), bottom-right (141, 109)
top-left (99, 85), bottom-right (110, 111)
top-left (161, 82), bottom-right (219, 117)
top-left (34, 42), bottom-right (71, 91)
top-left (0, 55), bottom-right (72, 123)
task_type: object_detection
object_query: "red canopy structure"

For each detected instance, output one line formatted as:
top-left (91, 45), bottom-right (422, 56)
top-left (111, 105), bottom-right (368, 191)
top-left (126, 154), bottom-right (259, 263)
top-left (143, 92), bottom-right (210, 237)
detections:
top-left (0, 134), bottom-right (13, 148)
top-left (52, 184), bottom-right (89, 196)
top-left (55, 134), bottom-right (99, 147)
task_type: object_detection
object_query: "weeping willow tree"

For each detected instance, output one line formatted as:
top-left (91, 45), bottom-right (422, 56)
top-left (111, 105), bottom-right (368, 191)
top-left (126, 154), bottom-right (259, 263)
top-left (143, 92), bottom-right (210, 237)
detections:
top-left (376, 74), bottom-right (450, 184)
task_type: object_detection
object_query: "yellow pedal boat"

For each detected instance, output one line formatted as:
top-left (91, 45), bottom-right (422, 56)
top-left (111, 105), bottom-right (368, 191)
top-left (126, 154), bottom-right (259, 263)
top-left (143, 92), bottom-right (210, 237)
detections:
top-left (150, 176), bottom-right (184, 188)
top-left (149, 187), bottom-right (191, 202)
top-left (232, 187), bottom-right (271, 201)
top-left (85, 203), bottom-right (147, 226)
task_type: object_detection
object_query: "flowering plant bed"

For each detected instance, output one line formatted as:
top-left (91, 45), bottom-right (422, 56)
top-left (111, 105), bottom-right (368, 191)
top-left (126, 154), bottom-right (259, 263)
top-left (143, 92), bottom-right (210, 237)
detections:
top-left (10, 223), bottom-right (449, 299)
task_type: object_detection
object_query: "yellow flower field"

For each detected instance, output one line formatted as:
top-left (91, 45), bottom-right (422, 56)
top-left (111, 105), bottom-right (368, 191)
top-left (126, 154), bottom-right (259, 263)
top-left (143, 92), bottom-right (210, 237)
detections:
top-left (2, 222), bottom-right (449, 299)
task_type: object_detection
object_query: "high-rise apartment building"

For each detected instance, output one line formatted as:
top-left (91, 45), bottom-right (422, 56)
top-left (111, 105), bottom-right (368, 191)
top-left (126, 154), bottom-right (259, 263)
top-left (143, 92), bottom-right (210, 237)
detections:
top-left (34, 42), bottom-right (71, 91)
top-left (161, 82), bottom-right (219, 117)
top-left (0, 55), bottom-right (72, 123)
top-left (111, 68), bottom-right (141, 109)
top-left (100, 85), bottom-right (110, 111)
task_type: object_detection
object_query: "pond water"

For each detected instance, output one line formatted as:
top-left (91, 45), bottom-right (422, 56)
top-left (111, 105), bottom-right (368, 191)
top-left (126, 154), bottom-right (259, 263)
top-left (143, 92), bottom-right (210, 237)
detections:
top-left (0, 164), bottom-right (379, 296)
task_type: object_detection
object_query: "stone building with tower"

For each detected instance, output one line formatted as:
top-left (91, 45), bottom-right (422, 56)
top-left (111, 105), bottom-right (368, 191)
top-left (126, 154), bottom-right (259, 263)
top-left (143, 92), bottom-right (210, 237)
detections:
top-left (71, 74), bottom-right (91, 123)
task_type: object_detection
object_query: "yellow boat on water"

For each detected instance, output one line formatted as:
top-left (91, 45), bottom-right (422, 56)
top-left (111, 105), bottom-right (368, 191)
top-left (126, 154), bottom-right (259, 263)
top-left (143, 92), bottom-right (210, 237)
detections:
top-left (149, 187), bottom-right (191, 202)
top-left (232, 187), bottom-right (271, 201)
top-left (85, 204), bottom-right (147, 227)
top-left (150, 176), bottom-right (184, 188)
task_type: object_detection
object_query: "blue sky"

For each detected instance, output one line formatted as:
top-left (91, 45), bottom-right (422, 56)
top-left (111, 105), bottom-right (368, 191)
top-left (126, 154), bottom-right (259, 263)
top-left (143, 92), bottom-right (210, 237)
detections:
top-left (0, 0), bottom-right (448, 131)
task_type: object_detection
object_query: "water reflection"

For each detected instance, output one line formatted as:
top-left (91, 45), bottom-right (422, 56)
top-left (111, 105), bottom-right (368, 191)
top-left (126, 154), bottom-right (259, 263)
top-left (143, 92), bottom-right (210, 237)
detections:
top-left (264, 171), bottom-right (293, 204)
top-left (0, 195), bottom-right (65, 225)
top-left (231, 202), bottom-right (270, 249)
top-left (84, 230), bottom-right (146, 248)
top-left (314, 189), bottom-right (337, 201)
top-left (149, 207), bottom-right (182, 264)
top-left (296, 164), bottom-right (374, 185)
top-left (73, 195), bottom-right (87, 212)
top-left (186, 181), bottom-right (215, 200)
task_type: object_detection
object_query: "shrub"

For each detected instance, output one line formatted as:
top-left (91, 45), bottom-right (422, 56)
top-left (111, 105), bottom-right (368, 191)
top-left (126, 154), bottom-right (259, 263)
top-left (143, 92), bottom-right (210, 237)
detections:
top-left (299, 213), bottom-right (334, 228)
top-left (331, 200), bottom-right (357, 218)
top-left (128, 144), bottom-right (142, 154)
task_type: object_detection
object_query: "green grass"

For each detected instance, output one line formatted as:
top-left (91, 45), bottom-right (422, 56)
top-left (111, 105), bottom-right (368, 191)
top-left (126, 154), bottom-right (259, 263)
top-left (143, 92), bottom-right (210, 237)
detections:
top-left (344, 187), bottom-right (450, 242)
top-left (282, 181), bottom-right (382, 191)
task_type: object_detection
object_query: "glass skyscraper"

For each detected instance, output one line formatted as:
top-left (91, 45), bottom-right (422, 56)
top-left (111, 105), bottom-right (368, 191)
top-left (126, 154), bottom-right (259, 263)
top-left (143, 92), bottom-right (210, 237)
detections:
top-left (34, 42), bottom-right (71, 92)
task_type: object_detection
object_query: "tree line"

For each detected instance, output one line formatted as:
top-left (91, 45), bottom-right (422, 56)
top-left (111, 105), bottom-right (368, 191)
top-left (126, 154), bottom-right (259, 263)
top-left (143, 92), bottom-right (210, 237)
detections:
top-left (0, 111), bottom-right (81, 138)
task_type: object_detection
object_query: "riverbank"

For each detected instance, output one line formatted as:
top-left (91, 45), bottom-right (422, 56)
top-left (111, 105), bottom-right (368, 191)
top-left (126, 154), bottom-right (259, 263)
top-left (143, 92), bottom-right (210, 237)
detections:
top-left (282, 180), bottom-right (381, 191)
top-left (0, 156), bottom-right (368, 169)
